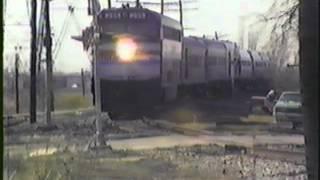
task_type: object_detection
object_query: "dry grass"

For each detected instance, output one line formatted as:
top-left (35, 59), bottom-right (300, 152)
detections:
top-left (178, 122), bottom-right (215, 131)
top-left (241, 115), bottom-right (274, 124)
top-left (165, 108), bottom-right (201, 123)
top-left (55, 94), bottom-right (91, 111)
top-left (8, 151), bottom-right (172, 180)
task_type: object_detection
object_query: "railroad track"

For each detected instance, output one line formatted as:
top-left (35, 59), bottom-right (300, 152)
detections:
top-left (141, 117), bottom-right (305, 162)
top-left (252, 147), bottom-right (305, 165)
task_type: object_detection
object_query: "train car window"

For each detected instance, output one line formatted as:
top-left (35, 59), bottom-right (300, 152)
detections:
top-left (163, 26), bottom-right (181, 41)
top-left (216, 58), bottom-right (220, 65)
top-left (128, 22), bottom-right (160, 38)
top-left (185, 48), bottom-right (189, 78)
top-left (208, 58), bottom-right (216, 66)
top-left (204, 49), bottom-right (208, 76)
top-left (243, 61), bottom-right (251, 66)
top-left (220, 58), bottom-right (226, 66)
top-left (215, 58), bottom-right (219, 65)
top-left (189, 55), bottom-right (201, 67)
top-left (101, 22), bottom-right (160, 39)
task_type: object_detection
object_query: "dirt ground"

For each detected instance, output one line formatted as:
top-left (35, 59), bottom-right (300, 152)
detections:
top-left (4, 93), bottom-right (307, 180)
top-left (4, 143), bottom-right (306, 180)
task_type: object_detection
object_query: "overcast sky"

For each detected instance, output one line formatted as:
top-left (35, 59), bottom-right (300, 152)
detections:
top-left (3, 0), bottom-right (272, 73)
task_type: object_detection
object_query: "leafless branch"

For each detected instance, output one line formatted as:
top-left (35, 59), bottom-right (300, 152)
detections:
top-left (259, 0), bottom-right (299, 66)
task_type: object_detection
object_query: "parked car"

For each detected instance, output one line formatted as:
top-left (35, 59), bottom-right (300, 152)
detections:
top-left (273, 91), bottom-right (303, 128)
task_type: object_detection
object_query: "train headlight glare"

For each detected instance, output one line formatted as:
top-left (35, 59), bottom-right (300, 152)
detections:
top-left (116, 38), bottom-right (137, 62)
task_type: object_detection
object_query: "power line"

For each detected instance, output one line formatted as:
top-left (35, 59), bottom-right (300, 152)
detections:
top-left (52, 2), bottom-right (84, 61)
top-left (4, 0), bottom-right (7, 19)
top-left (25, 0), bottom-right (30, 20)
top-left (53, 12), bottom-right (71, 60)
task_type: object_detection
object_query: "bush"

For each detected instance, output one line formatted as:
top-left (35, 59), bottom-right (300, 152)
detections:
top-left (55, 95), bottom-right (91, 110)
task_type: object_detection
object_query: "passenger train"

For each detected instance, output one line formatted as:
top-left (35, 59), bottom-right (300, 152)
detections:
top-left (76, 6), bottom-right (272, 116)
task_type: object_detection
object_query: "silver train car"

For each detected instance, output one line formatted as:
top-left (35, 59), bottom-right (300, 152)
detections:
top-left (179, 37), bottom-right (207, 96)
top-left (179, 36), bottom-right (272, 95)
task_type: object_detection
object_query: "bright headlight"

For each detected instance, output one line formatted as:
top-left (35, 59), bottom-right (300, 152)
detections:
top-left (116, 38), bottom-right (137, 62)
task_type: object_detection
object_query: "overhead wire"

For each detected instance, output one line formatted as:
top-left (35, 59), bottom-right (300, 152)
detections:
top-left (53, 0), bottom-right (84, 60)
top-left (4, 0), bottom-right (7, 23)
top-left (53, 13), bottom-right (71, 60)
top-left (53, 12), bottom-right (70, 52)
top-left (37, 0), bottom-right (47, 71)
top-left (71, 11), bottom-right (82, 33)
top-left (25, 0), bottom-right (30, 21)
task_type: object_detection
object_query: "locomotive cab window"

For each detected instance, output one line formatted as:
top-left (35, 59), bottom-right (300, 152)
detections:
top-left (163, 26), bottom-right (181, 41)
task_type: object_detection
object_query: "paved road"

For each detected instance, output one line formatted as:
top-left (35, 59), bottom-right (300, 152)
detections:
top-left (109, 134), bottom-right (304, 150)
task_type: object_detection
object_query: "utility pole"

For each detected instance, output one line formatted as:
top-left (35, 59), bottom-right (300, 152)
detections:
top-left (44, 0), bottom-right (53, 125)
top-left (81, 68), bottom-right (86, 97)
top-left (87, 0), bottom-right (105, 147)
top-left (179, 0), bottom-right (183, 27)
top-left (215, 31), bottom-right (219, 40)
top-left (136, 0), bottom-right (140, 7)
top-left (14, 46), bottom-right (21, 114)
top-left (299, 0), bottom-right (319, 179)
top-left (30, 0), bottom-right (37, 124)
top-left (161, 0), bottom-right (164, 14)
top-left (108, 0), bottom-right (111, 9)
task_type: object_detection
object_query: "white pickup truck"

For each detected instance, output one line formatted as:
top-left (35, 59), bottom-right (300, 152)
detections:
top-left (249, 89), bottom-right (278, 114)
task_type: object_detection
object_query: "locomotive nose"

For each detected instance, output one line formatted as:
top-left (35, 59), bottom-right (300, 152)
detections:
top-left (116, 37), bottom-right (137, 62)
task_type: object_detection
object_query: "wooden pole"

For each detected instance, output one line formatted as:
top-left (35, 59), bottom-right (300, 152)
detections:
top-left (179, 0), bottom-right (183, 27)
top-left (87, 0), bottom-right (92, 15)
top-left (91, 60), bottom-right (95, 106)
top-left (108, 0), bottom-right (111, 9)
top-left (14, 46), bottom-right (20, 114)
top-left (45, 0), bottom-right (53, 125)
top-left (30, 0), bottom-right (37, 124)
top-left (81, 68), bottom-right (85, 97)
top-left (161, 0), bottom-right (164, 15)
top-left (215, 31), bottom-right (219, 40)
top-left (92, 6), bottom-right (105, 146)
top-left (299, 0), bottom-right (319, 179)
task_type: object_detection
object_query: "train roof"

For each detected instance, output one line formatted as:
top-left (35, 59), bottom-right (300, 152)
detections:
top-left (97, 7), bottom-right (182, 30)
top-left (260, 53), bottom-right (271, 61)
top-left (200, 38), bottom-right (226, 48)
top-left (249, 50), bottom-right (263, 62)
top-left (239, 49), bottom-right (252, 62)
top-left (184, 36), bottom-right (236, 48)
top-left (183, 37), bottom-right (206, 47)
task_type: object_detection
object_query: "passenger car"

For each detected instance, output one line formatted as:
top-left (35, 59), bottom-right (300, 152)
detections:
top-left (273, 91), bottom-right (303, 128)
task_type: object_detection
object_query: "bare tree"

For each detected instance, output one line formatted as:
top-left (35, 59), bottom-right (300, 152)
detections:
top-left (256, 2), bottom-right (319, 179)
top-left (261, 0), bottom-right (299, 67)
top-left (267, 0), bottom-right (320, 178)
